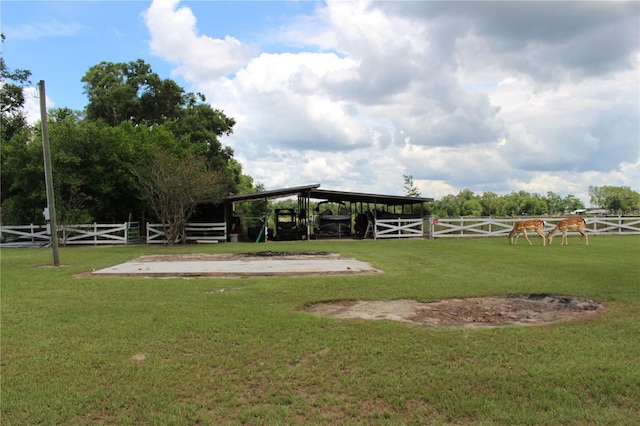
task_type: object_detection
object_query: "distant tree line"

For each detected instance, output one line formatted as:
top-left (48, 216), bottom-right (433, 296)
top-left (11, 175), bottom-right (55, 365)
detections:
top-left (427, 189), bottom-right (581, 218)
top-left (1, 40), bottom-right (263, 239)
top-left (588, 186), bottom-right (640, 215)
top-left (426, 187), bottom-right (639, 218)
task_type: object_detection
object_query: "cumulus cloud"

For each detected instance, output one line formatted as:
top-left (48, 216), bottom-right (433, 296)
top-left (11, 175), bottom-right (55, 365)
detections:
top-left (143, 0), bottom-right (255, 80)
top-left (143, 0), bottom-right (639, 203)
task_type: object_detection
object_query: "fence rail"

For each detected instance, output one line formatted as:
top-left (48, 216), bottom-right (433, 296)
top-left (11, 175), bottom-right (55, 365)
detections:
top-left (3, 217), bottom-right (637, 246)
top-left (146, 222), bottom-right (227, 244)
top-left (0, 224), bottom-right (50, 245)
top-left (1, 222), bottom-right (140, 246)
top-left (61, 222), bottom-right (140, 245)
top-left (374, 218), bottom-right (424, 239)
top-left (429, 216), bottom-right (640, 239)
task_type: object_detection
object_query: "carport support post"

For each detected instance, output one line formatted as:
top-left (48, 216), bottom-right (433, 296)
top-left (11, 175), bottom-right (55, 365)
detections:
top-left (39, 80), bottom-right (60, 266)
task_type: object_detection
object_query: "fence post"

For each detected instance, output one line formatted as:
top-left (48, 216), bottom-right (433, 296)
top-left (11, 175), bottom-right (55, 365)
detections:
top-left (619, 215), bottom-right (622, 234)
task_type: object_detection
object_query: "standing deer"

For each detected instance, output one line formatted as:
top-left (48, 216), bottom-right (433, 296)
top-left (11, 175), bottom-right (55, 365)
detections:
top-left (508, 219), bottom-right (546, 246)
top-left (547, 217), bottom-right (589, 246)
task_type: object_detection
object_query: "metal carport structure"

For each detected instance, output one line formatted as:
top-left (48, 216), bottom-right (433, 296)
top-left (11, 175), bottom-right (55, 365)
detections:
top-left (224, 184), bottom-right (433, 240)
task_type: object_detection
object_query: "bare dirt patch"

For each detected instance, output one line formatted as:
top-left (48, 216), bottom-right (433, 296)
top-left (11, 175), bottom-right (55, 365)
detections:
top-left (302, 295), bottom-right (604, 328)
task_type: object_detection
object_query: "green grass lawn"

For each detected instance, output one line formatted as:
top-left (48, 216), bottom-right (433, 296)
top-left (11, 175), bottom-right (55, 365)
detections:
top-left (2, 236), bottom-right (639, 425)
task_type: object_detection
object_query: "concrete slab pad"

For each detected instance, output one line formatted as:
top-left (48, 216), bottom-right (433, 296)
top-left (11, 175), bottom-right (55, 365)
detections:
top-left (91, 253), bottom-right (381, 278)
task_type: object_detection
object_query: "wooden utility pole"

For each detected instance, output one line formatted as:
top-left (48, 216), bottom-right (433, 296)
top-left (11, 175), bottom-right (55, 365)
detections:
top-left (38, 80), bottom-right (60, 266)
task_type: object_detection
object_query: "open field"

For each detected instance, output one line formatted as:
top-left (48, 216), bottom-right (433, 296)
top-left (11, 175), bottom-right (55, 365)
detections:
top-left (2, 236), bottom-right (639, 425)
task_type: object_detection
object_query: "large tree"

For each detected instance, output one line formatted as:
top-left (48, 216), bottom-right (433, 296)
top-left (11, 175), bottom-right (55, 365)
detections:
top-left (46, 109), bottom-right (144, 223)
top-left (81, 60), bottom-right (237, 159)
top-left (1, 34), bottom-right (38, 224)
top-left (81, 59), bottom-right (241, 182)
top-left (0, 127), bottom-right (44, 224)
top-left (82, 59), bottom-right (184, 127)
top-left (0, 34), bottom-right (32, 143)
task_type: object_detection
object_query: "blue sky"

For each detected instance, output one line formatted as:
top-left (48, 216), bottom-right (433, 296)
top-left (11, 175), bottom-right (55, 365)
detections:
top-left (2, 1), bottom-right (321, 111)
top-left (2, 0), bottom-right (639, 204)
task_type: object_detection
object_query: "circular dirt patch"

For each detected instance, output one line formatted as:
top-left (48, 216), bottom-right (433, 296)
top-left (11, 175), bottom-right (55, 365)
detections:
top-left (302, 294), bottom-right (604, 328)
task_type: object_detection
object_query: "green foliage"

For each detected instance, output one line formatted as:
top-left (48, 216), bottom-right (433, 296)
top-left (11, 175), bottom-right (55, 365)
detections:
top-left (167, 103), bottom-right (236, 161)
top-left (0, 127), bottom-right (45, 224)
top-left (589, 185), bottom-right (640, 213)
top-left (1, 237), bottom-right (639, 424)
top-left (431, 189), bottom-right (587, 217)
top-left (461, 199), bottom-right (482, 216)
top-left (403, 174), bottom-right (421, 197)
top-left (0, 34), bottom-right (41, 224)
top-left (46, 109), bottom-right (143, 223)
top-left (81, 60), bottom-right (237, 169)
top-left (82, 60), bottom-right (184, 127)
top-left (1, 57), bottom-right (262, 225)
top-left (0, 34), bottom-right (32, 144)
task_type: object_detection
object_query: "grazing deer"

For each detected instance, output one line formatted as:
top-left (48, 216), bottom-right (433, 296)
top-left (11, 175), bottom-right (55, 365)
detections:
top-left (547, 217), bottom-right (589, 246)
top-left (508, 219), bottom-right (546, 246)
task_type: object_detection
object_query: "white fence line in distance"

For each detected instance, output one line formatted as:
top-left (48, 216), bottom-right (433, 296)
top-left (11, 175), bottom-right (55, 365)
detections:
top-left (429, 216), bottom-right (640, 239)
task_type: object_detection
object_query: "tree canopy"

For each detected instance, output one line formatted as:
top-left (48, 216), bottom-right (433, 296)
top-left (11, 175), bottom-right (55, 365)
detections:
top-left (0, 34), bottom-right (32, 143)
top-left (1, 56), bottom-right (254, 227)
top-left (589, 186), bottom-right (640, 213)
top-left (82, 59), bottom-right (184, 127)
top-left (428, 189), bottom-right (588, 218)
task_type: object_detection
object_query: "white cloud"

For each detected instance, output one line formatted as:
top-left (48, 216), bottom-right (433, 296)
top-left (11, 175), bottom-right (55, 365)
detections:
top-left (3, 20), bottom-right (85, 40)
top-left (144, 0), bottom-right (639, 203)
top-left (23, 86), bottom-right (53, 125)
top-left (143, 0), bottom-right (255, 80)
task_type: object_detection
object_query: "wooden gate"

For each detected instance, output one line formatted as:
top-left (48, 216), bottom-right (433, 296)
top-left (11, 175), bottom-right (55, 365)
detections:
top-left (374, 218), bottom-right (424, 239)
top-left (61, 223), bottom-right (139, 245)
top-left (146, 222), bottom-right (227, 244)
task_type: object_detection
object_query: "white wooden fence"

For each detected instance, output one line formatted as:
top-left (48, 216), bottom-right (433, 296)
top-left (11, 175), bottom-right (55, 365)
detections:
top-left (0, 222), bottom-right (140, 246)
top-left (0, 224), bottom-right (50, 246)
top-left (146, 222), bottom-right (227, 244)
top-left (428, 216), bottom-right (640, 239)
top-left (61, 223), bottom-right (140, 245)
top-left (4, 216), bottom-right (637, 246)
top-left (374, 218), bottom-right (424, 239)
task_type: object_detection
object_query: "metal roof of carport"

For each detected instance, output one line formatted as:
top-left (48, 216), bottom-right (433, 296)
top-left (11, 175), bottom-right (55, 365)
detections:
top-left (225, 184), bottom-right (320, 203)
top-left (225, 184), bottom-right (432, 206)
top-left (309, 188), bottom-right (432, 205)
